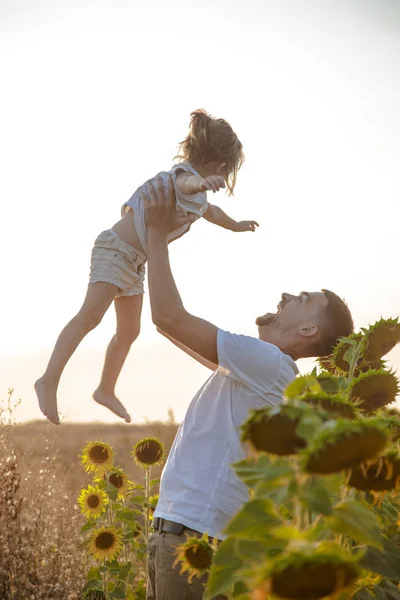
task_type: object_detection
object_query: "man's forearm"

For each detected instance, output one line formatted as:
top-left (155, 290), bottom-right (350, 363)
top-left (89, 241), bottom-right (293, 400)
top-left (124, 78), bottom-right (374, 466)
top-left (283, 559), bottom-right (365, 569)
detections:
top-left (147, 230), bottom-right (186, 326)
top-left (157, 327), bottom-right (218, 371)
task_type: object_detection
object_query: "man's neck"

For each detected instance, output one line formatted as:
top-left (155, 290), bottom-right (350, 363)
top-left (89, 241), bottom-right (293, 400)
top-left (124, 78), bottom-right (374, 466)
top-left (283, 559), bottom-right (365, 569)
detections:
top-left (258, 333), bottom-right (298, 361)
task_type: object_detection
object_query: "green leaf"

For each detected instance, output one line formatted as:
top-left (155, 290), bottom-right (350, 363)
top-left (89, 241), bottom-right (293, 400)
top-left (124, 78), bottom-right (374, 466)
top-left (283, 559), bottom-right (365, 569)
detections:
top-left (82, 579), bottom-right (103, 593)
top-left (374, 581), bottom-right (400, 600)
top-left (296, 413), bottom-right (323, 444)
top-left (105, 484), bottom-right (118, 501)
top-left (328, 500), bottom-right (383, 549)
top-left (80, 519), bottom-right (97, 533)
top-left (361, 536), bottom-right (400, 578)
top-left (235, 537), bottom-right (286, 561)
top-left (353, 589), bottom-right (375, 600)
top-left (116, 508), bottom-right (138, 525)
top-left (206, 537), bottom-right (246, 598)
top-left (224, 499), bottom-right (281, 539)
top-left (110, 587), bottom-right (126, 599)
top-left (343, 347), bottom-right (355, 366)
top-left (150, 478), bottom-right (160, 488)
top-left (233, 455), bottom-right (294, 487)
top-left (128, 495), bottom-right (146, 506)
top-left (87, 567), bottom-right (101, 580)
top-left (299, 477), bottom-right (333, 516)
top-left (285, 375), bottom-right (321, 399)
top-left (233, 581), bottom-right (249, 598)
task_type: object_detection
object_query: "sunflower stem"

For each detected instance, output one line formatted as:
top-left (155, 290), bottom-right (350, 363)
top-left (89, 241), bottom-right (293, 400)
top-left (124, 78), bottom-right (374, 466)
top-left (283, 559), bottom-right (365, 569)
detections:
top-left (144, 466), bottom-right (151, 580)
top-left (103, 561), bottom-right (108, 599)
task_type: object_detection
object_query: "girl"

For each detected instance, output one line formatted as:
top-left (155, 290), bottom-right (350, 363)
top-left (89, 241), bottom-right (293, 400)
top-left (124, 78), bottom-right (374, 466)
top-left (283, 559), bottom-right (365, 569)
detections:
top-left (35, 109), bottom-right (258, 424)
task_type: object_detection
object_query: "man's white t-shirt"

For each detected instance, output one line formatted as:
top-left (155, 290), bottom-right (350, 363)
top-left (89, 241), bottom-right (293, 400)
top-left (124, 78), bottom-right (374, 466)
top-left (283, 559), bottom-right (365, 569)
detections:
top-left (154, 329), bottom-right (299, 539)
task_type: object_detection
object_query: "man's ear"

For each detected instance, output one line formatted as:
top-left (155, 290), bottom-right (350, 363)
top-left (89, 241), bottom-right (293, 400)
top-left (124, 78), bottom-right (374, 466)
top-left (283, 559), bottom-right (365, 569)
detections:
top-left (298, 324), bottom-right (319, 339)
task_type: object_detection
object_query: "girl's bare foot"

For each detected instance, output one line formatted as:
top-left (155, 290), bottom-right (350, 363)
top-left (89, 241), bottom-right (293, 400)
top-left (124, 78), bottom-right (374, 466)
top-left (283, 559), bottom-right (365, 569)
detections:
top-left (34, 377), bottom-right (60, 425)
top-left (93, 389), bottom-right (131, 423)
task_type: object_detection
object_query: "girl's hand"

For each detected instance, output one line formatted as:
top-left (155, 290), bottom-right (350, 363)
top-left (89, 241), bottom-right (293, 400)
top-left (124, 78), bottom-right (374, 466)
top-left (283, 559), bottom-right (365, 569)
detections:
top-left (199, 175), bottom-right (226, 193)
top-left (234, 220), bottom-right (259, 232)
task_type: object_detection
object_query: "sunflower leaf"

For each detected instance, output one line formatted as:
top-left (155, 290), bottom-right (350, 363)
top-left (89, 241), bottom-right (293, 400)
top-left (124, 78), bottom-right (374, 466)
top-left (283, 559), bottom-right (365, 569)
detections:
top-left (81, 519), bottom-right (97, 533)
top-left (232, 580), bottom-right (249, 598)
top-left (127, 495), bottom-right (146, 507)
top-left (328, 500), bottom-right (383, 549)
top-left (82, 579), bottom-right (103, 592)
top-left (110, 587), bottom-right (126, 599)
top-left (150, 478), bottom-right (160, 489)
top-left (360, 537), bottom-right (400, 578)
top-left (285, 375), bottom-right (321, 399)
top-left (298, 478), bottom-right (333, 516)
top-left (224, 499), bottom-right (281, 539)
top-left (205, 539), bottom-right (242, 599)
top-left (104, 483), bottom-right (118, 501)
top-left (233, 455), bottom-right (294, 488)
top-left (86, 567), bottom-right (101, 580)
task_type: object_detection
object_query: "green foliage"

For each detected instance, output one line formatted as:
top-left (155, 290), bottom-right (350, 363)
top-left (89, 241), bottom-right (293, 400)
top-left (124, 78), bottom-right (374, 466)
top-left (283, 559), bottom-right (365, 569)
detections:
top-left (77, 437), bottom-right (164, 600)
top-left (204, 318), bottom-right (400, 599)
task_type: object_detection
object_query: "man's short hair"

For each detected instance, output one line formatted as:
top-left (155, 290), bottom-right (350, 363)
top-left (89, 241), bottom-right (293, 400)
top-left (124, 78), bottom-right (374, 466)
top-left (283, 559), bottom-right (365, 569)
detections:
top-left (312, 289), bottom-right (354, 357)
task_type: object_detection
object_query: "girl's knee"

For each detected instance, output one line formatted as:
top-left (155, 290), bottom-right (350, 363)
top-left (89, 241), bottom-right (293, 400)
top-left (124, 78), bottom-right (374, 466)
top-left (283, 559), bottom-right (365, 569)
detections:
top-left (117, 325), bottom-right (140, 346)
top-left (76, 309), bottom-right (104, 332)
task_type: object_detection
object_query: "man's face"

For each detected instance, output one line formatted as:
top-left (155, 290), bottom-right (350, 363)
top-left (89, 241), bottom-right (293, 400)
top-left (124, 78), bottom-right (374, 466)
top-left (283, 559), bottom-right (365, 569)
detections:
top-left (256, 291), bottom-right (329, 335)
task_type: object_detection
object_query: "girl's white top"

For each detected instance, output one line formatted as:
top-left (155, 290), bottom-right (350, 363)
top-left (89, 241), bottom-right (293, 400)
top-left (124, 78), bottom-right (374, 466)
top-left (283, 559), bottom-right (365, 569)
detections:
top-left (121, 162), bottom-right (208, 255)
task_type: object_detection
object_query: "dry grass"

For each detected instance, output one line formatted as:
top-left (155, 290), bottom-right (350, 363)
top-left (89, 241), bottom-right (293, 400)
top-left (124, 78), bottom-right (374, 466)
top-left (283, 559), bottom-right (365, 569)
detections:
top-left (0, 391), bottom-right (178, 599)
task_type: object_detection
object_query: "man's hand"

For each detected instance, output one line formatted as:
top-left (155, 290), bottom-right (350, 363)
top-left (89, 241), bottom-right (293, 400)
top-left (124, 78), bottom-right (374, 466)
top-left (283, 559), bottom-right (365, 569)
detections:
top-left (234, 220), bottom-right (259, 232)
top-left (143, 176), bottom-right (194, 235)
top-left (199, 175), bottom-right (225, 193)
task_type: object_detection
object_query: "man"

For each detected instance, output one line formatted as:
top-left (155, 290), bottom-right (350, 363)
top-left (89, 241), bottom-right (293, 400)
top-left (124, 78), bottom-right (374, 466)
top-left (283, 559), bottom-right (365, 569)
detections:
top-left (143, 177), bottom-right (354, 600)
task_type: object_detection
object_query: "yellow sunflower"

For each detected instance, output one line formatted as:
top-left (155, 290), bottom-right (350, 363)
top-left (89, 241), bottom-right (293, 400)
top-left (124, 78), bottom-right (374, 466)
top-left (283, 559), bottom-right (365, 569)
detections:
top-left (173, 533), bottom-right (216, 583)
top-left (81, 441), bottom-right (114, 476)
top-left (132, 437), bottom-right (165, 468)
top-left (78, 484), bottom-right (109, 519)
top-left (89, 526), bottom-right (123, 561)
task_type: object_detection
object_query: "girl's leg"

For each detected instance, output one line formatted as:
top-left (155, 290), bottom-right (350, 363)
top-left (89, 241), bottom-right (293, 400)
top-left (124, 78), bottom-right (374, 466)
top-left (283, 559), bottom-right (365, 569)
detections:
top-left (93, 293), bottom-right (143, 423)
top-left (35, 282), bottom-right (118, 424)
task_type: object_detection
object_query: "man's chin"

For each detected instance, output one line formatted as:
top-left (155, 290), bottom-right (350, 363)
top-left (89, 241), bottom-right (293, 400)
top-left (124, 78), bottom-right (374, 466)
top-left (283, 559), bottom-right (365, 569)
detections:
top-left (255, 313), bottom-right (277, 327)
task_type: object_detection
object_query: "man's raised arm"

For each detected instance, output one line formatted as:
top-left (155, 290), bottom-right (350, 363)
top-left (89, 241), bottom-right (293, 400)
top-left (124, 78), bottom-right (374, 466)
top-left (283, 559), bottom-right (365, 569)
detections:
top-left (143, 176), bottom-right (219, 366)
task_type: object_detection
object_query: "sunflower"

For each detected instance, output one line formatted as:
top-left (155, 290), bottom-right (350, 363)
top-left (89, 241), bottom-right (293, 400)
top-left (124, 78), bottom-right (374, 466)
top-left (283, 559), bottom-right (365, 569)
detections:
top-left (173, 533), bottom-right (215, 583)
top-left (304, 418), bottom-right (388, 475)
top-left (78, 484), bottom-right (109, 519)
top-left (108, 469), bottom-right (129, 499)
top-left (89, 526), bottom-right (123, 561)
top-left (241, 405), bottom-right (308, 456)
top-left (269, 546), bottom-right (360, 600)
top-left (316, 356), bottom-right (336, 374)
top-left (349, 369), bottom-right (399, 413)
top-left (362, 318), bottom-right (400, 361)
top-left (348, 451), bottom-right (400, 492)
top-left (132, 437), bottom-right (165, 468)
top-left (81, 441), bottom-right (114, 476)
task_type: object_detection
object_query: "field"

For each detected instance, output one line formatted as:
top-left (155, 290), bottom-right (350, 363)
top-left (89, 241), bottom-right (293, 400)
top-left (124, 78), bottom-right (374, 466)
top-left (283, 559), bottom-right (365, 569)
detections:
top-left (0, 411), bottom-right (178, 599)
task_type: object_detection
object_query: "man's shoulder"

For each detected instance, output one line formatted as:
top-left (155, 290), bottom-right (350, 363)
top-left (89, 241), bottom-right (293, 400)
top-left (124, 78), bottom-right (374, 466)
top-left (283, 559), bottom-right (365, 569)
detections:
top-left (218, 329), bottom-right (284, 356)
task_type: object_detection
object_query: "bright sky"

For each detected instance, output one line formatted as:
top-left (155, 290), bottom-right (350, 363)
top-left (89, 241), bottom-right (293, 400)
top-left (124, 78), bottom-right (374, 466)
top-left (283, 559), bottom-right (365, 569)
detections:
top-left (1, 0), bottom-right (399, 423)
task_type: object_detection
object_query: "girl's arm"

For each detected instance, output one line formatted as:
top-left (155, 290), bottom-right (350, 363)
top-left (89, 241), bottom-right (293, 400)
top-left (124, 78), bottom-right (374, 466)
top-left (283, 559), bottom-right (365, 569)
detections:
top-left (175, 172), bottom-right (225, 194)
top-left (204, 203), bottom-right (259, 232)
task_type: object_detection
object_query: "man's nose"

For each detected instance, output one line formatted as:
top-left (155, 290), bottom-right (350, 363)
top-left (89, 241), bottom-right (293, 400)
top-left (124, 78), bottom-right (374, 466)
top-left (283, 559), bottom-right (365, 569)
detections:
top-left (282, 293), bottom-right (296, 302)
